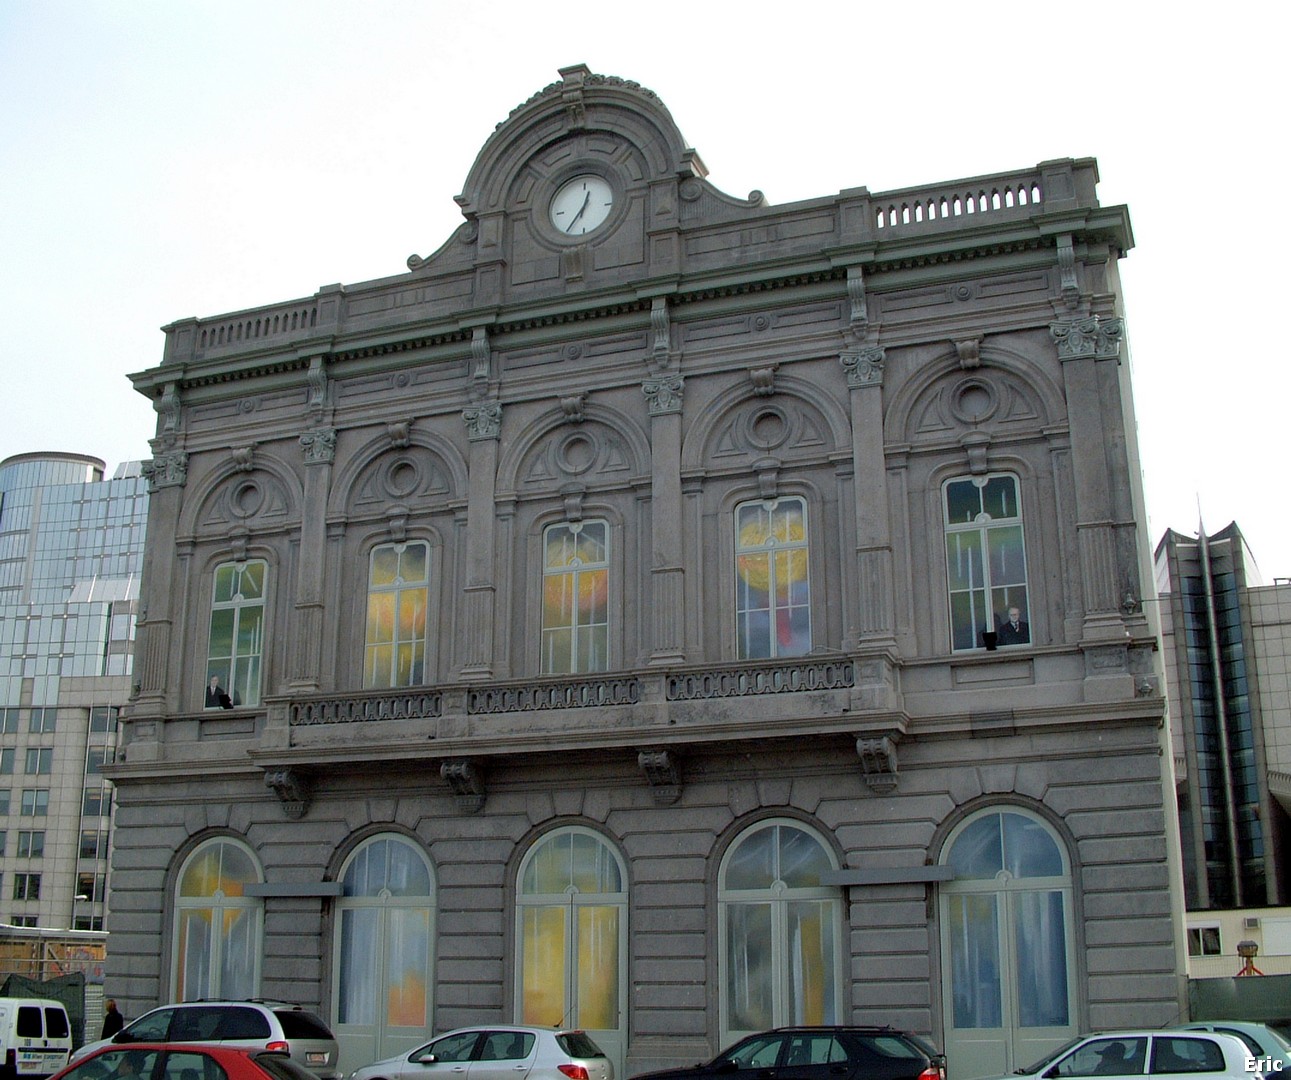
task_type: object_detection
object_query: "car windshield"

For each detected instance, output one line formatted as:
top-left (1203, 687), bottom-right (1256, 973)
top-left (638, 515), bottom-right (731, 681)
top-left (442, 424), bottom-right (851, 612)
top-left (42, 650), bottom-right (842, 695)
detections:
top-left (1017, 1038), bottom-right (1083, 1075)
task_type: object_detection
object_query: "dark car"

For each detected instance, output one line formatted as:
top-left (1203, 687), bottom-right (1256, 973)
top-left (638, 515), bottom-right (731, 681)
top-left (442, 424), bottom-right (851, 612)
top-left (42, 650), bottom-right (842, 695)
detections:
top-left (630, 1027), bottom-right (945, 1080)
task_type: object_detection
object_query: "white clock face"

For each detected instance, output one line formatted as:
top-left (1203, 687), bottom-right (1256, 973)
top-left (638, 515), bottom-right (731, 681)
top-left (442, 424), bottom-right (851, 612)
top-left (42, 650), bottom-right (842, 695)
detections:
top-left (550, 175), bottom-right (614, 236)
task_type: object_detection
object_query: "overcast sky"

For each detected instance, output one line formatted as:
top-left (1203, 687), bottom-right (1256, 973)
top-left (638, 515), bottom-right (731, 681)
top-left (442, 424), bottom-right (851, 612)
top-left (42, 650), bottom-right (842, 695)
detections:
top-left (2, 1), bottom-right (1286, 578)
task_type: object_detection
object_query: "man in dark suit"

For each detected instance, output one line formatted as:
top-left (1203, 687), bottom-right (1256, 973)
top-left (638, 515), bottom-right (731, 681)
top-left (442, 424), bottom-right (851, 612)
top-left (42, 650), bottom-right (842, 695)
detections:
top-left (205, 674), bottom-right (234, 709)
top-left (996, 606), bottom-right (1030, 645)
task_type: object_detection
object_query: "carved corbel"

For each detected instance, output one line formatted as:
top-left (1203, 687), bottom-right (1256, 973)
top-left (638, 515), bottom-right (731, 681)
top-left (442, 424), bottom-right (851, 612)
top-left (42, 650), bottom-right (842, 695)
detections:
top-left (265, 767), bottom-right (311, 819)
top-left (228, 527), bottom-right (250, 564)
top-left (156, 382), bottom-right (182, 447)
top-left (955, 337), bottom-right (983, 370)
top-left (231, 446), bottom-right (256, 473)
top-left (560, 393), bottom-right (587, 424)
top-left (386, 507), bottom-right (409, 544)
top-left (1056, 234), bottom-right (1080, 309)
top-left (856, 735), bottom-right (899, 793)
top-left (306, 356), bottom-right (330, 420)
top-left (387, 421), bottom-right (411, 449)
top-left (441, 759), bottom-right (486, 813)
top-left (561, 484), bottom-right (586, 522)
top-left (753, 457), bottom-right (781, 500)
top-left (470, 327), bottom-right (492, 399)
top-left (637, 748), bottom-right (682, 805)
top-left (558, 63), bottom-right (588, 129)
top-left (961, 431), bottom-right (992, 475)
top-left (650, 297), bottom-right (672, 369)
top-left (846, 268), bottom-right (869, 332)
top-left (749, 364), bottom-right (778, 397)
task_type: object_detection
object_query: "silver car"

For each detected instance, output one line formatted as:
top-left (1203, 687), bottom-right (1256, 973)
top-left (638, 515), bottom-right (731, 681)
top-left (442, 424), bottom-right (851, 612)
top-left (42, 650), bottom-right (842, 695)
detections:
top-left (69, 1002), bottom-right (338, 1080)
top-left (349, 1026), bottom-right (613, 1080)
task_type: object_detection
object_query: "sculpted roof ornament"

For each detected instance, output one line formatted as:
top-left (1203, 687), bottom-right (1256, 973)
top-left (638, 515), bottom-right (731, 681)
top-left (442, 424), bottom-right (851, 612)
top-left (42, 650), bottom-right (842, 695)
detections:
top-left (502, 64), bottom-right (666, 127)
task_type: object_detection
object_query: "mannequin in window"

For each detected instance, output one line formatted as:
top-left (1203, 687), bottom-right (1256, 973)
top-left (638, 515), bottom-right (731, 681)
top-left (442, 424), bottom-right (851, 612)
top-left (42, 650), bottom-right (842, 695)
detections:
top-left (996, 605), bottom-right (1030, 645)
top-left (205, 674), bottom-right (234, 709)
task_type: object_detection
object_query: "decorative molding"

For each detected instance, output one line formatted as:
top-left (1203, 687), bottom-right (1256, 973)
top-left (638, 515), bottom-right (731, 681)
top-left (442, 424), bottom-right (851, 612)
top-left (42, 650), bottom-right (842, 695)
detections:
top-left (643, 373), bottom-right (684, 415)
top-left (470, 326), bottom-right (492, 398)
top-left (650, 297), bottom-right (671, 368)
top-left (1056, 233), bottom-right (1080, 309)
top-left (441, 759), bottom-right (487, 813)
top-left (1050, 315), bottom-right (1124, 360)
top-left (840, 345), bottom-right (885, 388)
top-left (156, 382), bottom-right (181, 447)
top-left (846, 268), bottom-right (869, 331)
top-left (855, 735), bottom-right (899, 793)
top-left (463, 401), bottom-right (503, 441)
top-left (558, 63), bottom-right (588, 129)
top-left (560, 483), bottom-right (586, 522)
top-left (264, 767), bottom-right (311, 819)
top-left (637, 748), bottom-right (682, 805)
top-left (306, 355), bottom-right (330, 419)
top-left (231, 446), bottom-right (255, 473)
top-left (141, 451), bottom-right (188, 491)
top-left (300, 428), bottom-right (337, 465)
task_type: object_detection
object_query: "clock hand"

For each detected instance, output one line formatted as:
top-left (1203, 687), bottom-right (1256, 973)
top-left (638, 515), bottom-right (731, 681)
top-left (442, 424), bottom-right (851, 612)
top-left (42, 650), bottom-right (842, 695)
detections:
top-left (566, 190), bottom-right (591, 232)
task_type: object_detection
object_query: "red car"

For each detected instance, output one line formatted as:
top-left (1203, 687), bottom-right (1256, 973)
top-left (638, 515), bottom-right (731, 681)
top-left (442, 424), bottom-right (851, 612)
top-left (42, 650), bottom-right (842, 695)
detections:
top-left (48, 1044), bottom-right (318, 1080)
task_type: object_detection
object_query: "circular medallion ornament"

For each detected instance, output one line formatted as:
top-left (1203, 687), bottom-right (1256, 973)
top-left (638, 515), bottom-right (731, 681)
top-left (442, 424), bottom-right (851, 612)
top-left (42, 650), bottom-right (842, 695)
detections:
top-left (550, 175), bottom-right (614, 236)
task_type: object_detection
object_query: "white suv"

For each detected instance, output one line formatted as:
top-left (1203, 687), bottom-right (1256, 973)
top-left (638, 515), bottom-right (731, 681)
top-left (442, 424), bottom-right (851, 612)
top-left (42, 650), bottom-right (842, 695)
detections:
top-left (71, 1002), bottom-right (338, 1079)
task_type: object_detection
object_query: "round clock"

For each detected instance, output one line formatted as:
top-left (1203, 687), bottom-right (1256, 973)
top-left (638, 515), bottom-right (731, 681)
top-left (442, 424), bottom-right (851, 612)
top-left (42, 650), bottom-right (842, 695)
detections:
top-left (549, 174), bottom-right (614, 236)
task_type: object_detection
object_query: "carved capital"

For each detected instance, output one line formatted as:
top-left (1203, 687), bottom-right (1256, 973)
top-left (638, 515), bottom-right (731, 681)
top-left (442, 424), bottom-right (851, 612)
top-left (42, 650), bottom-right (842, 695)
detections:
top-left (264, 767), bottom-right (311, 819)
top-left (300, 428), bottom-right (337, 465)
top-left (643, 373), bottom-right (684, 415)
top-left (441, 759), bottom-right (486, 813)
top-left (841, 345), bottom-right (885, 388)
top-left (637, 748), bottom-right (682, 805)
top-left (141, 451), bottom-right (188, 491)
top-left (1050, 315), bottom-right (1123, 361)
top-left (856, 735), bottom-right (899, 793)
top-left (463, 401), bottom-right (503, 441)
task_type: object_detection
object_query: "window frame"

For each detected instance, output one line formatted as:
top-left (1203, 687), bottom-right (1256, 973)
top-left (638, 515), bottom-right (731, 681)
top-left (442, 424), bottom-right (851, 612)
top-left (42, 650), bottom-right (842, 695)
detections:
top-left (362, 541), bottom-right (431, 689)
top-left (732, 495), bottom-right (813, 660)
top-left (942, 473), bottom-right (1030, 652)
top-left (540, 519), bottom-right (612, 675)
top-left (205, 559), bottom-right (268, 709)
top-left (171, 837), bottom-right (264, 1001)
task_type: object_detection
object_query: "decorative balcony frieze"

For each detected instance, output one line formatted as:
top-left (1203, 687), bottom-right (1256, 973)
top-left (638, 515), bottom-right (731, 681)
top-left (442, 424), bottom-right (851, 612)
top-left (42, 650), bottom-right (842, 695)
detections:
top-left (637, 748), bottom-right (682, 805)
top-left (289, 690), bottom-right (443, 725)
top-left (468, 677), bottom-right (642, 714)
top-left (441, 759), bottom-right (486, 813)
top-left (667, 659), bottom-right (855, 700)
top-left (264, 766), bottom-right (311, 818)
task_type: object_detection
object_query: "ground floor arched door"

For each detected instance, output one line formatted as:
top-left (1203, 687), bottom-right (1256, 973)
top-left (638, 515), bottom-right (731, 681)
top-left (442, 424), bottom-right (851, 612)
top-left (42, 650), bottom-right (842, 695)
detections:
top-left (939, 808), bottom-right (1077, 1080)
top-left (333, 834), bottom-right (436, 1076)
top-left (515, 827), bottom-right (627, 1080)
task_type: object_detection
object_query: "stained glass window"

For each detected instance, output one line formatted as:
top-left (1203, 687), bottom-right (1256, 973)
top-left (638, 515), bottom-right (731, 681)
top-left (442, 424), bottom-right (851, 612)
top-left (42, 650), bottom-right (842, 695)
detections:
top-left (541, 522), bottom-right (609, 674)
top-left (364, 543), bottom-right (429, 688)
top-left (735, 498), bottom-right (811, 659)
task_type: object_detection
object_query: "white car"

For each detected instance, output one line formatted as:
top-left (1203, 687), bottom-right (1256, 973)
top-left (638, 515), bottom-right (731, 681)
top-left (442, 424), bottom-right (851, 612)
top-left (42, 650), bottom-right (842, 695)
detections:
top-left (1174, 1023), bottom-right (1291, 1071)
top-left (349, 1026), bottom-right (613, 1080)
top-left (1001, 1030), bottom-right (1271, 1080)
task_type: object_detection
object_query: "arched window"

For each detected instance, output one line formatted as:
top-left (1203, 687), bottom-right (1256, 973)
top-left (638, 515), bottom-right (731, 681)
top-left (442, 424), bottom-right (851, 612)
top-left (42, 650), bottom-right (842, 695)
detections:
top-left (516, 827), bottom-right (626, 1069)
top-left (173, 838), bottom-right (263, 1000)
top-left (939, 808), bottom-right (1076, 1078)
top-left (205, 560), bottom-right (267, 707)
top-left (718, 820), bottom-right (842, 1045)
top-left (364, 542), bottom-right (430, 687)
top-left (541, 520), bottom-right (610, 674)
top-left (333, 835), bottom-right (436, 1070)
top-left (734, 497), bottom-right (811, 659)
top-left (943, 475), bottom-right (1029, 651)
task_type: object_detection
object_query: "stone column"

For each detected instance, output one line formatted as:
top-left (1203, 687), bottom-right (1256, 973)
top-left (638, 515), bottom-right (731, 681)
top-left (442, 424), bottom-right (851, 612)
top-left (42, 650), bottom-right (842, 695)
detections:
top-left (134, 449), bottom-right (189, 715)
top-left (291, 428), bottom-right (336, 689)
top-left (460, 401), bottom-right (502, 679)
top-left (643, 371), bottom-right (686, 663)
top-left (840, 344), bottom-right (895, 643)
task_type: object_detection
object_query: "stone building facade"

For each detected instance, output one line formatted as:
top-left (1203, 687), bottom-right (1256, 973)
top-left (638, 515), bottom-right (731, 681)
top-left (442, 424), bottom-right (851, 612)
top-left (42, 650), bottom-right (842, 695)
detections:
top-left (111, 66), bottom-right (1181, 1080)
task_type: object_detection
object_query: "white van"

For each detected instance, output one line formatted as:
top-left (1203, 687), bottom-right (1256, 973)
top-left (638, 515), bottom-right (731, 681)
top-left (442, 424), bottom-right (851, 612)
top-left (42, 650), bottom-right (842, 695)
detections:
top-left (0, 998), bottom-right (72, 1080)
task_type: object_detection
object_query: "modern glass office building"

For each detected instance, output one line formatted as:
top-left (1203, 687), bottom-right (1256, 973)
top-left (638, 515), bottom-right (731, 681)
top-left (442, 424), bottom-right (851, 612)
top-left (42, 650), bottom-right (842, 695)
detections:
top-left (0, 452), bottom-right (147, 929)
